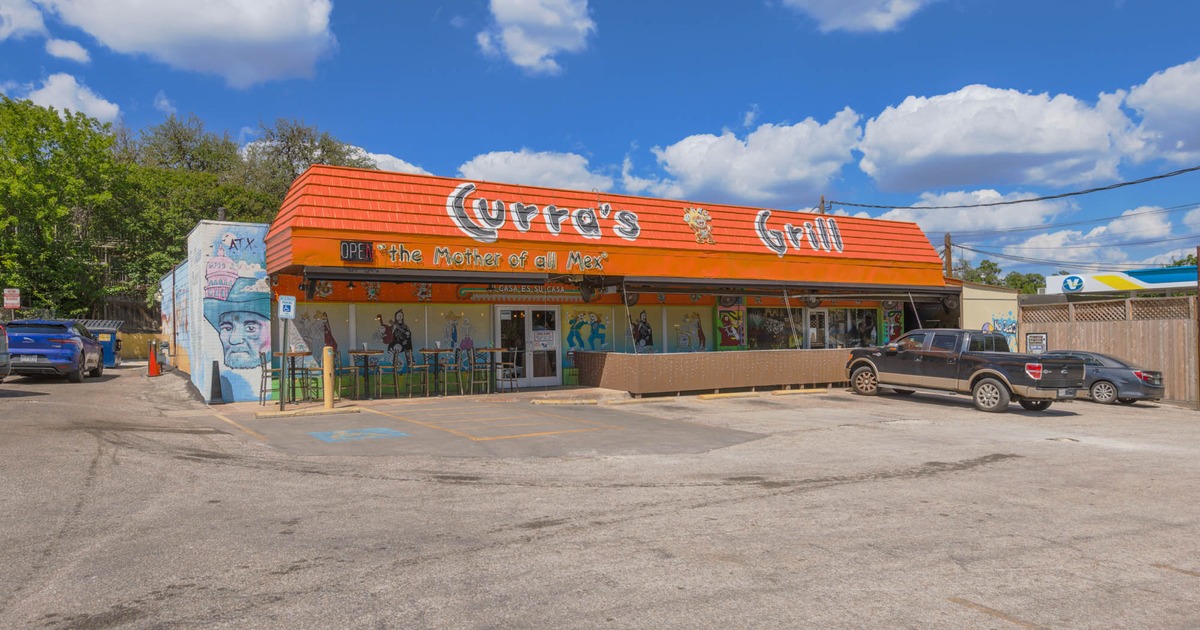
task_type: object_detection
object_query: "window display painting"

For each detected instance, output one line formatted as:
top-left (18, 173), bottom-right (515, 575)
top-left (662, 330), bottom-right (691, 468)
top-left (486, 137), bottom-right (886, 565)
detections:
top-left (884, 309), bottom-right (904, 342)
top-left (747, 307), bottom-right (796, 350)
top-left (628, 309), bottom-right (656, 353)
top-left (564, 309), bottom-right (611, 351)
top-left (671, 310), bottom-right (709, 352)
top-left (829, 308), bottom-right (879, 348)
top-left (716, 306), bottom-right (746, 350)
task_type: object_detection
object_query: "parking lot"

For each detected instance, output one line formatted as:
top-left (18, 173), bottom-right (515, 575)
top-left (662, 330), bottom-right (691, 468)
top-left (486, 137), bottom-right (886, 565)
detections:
top-left (1, 366), bottom-right (1198, 628)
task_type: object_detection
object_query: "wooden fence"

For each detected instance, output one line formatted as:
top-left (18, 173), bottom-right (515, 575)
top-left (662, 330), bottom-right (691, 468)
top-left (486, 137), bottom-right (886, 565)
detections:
top-left (1021, 296), bottom-right (1196, 404)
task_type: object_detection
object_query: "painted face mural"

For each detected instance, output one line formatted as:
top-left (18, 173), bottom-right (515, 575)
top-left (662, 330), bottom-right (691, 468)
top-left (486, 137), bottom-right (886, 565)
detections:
top-left (217, 310), bottom-right (269, 368)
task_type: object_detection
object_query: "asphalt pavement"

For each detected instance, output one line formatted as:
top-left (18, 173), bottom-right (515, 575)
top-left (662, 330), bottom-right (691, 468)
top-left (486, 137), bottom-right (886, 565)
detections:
top-left (1, 363), bottom-right (1198, 629)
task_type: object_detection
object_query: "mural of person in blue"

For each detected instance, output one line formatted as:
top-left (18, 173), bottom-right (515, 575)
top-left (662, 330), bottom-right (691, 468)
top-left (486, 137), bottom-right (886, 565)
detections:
top-left (587, 312), bottom-right (606, 350)
top-left (567, 313), bottom-right (586, 349)
top-left (203, 277), bottom-right (270, 369)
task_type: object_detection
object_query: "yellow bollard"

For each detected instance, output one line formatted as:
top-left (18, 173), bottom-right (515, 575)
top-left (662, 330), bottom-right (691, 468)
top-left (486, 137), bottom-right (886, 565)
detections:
top-left (323, 346), bottom-right (335, 409)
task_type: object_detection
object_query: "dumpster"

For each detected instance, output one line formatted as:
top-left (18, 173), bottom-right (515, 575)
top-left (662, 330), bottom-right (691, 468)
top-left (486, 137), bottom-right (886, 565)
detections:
top-left (78, 319), bottom-right (124, 368)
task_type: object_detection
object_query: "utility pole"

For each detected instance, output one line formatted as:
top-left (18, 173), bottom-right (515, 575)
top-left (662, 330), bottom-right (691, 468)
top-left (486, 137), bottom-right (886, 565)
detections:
top-left (818, 195), bottom-right (825, 214)
top-left (944, 233), bottom-right (953, 277)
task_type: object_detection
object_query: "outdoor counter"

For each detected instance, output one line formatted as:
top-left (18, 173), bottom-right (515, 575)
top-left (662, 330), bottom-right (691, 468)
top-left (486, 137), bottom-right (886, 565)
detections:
top-left (573, 349), bottom-right (850, 396)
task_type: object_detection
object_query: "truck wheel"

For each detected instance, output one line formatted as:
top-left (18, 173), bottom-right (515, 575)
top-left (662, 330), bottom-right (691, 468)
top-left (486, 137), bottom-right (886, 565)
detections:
top-left (850, 366), bottom-right (878, 396)
top-left (1019, 400), bottom-right (1052, 411)
top-left (1089, 381), bottom-right (1117, 404)
top-left (89, 362), bottom-right (103, 378)
top-left (972, 378), bottom-right (1010, 412)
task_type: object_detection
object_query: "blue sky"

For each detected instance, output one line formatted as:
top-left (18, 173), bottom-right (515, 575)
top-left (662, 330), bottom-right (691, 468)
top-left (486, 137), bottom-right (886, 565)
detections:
top-left (3, 0), bottom-right (1200, 276)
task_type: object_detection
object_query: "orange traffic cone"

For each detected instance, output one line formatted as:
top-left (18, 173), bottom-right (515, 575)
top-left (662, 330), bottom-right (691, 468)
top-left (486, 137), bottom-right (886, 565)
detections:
top-left (148, 340), bottom-right (161, 377)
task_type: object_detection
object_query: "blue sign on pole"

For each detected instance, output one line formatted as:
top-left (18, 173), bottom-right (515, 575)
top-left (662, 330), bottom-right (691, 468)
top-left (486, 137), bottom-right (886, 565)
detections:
top-left (278, 295), bottom-right (297, 319)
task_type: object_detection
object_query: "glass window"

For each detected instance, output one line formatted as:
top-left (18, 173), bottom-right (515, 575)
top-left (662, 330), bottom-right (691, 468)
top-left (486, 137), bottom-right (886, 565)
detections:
top-left (930, 333), bottom-right (959, 352)
top-left (899, 333), bottom-right (925, 351)
top-left (991, 335), bottom-right (1010, 352)
top-left (746, 307), bottom-right (797, 350)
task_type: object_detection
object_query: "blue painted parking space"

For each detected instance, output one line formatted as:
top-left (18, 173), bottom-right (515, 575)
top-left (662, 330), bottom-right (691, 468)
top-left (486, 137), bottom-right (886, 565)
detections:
top-left (308, 427), bottom-right (410, 443)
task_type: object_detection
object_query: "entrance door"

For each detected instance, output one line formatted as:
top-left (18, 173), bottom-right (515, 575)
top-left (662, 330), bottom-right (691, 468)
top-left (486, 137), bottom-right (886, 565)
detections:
top-left (807, 309), bottom-right (828, 349)
top-left (496, 306), bottom-right (561, 388)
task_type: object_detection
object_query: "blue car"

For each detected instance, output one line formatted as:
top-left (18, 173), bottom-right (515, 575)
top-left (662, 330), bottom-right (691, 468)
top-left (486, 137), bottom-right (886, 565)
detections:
top-left (1045, 350), bottom-right (1164, 405)
top-left (0, 322), bottom-right (10, 383)
top-left (6, 319), bottom-right (104, 383)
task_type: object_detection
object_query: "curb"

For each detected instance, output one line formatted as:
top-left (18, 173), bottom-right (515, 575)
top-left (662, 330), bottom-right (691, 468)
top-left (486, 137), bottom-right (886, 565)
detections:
top-left (254, 406), bottom-right (363, 419)
top-left (697, 392), bottom-right (761, 401)
top-left (603, 398), bottom-right (676, 406)
top-left (770, 388), bottom-right (830, 396)
top-left (530, 398), bottom-right (600, 406)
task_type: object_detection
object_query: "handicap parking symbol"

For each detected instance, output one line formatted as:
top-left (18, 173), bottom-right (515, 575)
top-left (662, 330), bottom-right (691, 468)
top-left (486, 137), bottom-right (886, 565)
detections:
top-left (308, 428), bottom-right (410, 443)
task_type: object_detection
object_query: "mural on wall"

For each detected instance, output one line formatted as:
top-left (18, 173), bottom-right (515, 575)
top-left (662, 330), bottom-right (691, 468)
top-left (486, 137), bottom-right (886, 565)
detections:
top-left (982, 311), bottom-right (1018, 349)
top-left (884, 309), bottom-right (904, 342)
top-left (564, 309), bottom-right (610, 351)
top-left (628, 309), bottom-right (656, 352)
top-left (674, 311), bottom-right (708, 352)
top-left (189, 222), bottom-right (270, 403)
top-left (292, 309), bottom-right (341, 367)
top-left (716, 307), bottom-right (745, 350)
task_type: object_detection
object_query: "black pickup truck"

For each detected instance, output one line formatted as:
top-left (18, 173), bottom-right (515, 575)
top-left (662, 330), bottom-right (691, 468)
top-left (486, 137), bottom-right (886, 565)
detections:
top-left (846, 328), bottom-right (1085, 412)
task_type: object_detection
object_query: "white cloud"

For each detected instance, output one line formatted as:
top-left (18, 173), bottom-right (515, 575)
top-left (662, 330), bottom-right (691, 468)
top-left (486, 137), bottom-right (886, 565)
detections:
top-left (36, 0), bottom-right (336, 88)
top-left (0, 0), bottom-right (44, 40)
top-left (873, 189), bottom-right (1068, 235)
top-left (153, 90), bottom-right (175, 115)
top-left (22, 73), bottom-right (119, 122)
top-left (1138, 247), bottom-right (1193, 267)
top-left (477, 0), bottom-right (595, 75)
top-left (365, 151), bottom-right (432, 175)
top-left (1184, 206), bottom-right (1200, 229)
top-left (1000, 206), bottom-right (1181, 269)
top-left (779, 0), bottom-right (938, 33)
top-left (620, 157), bottom-right (683, 199)
top-left (1083, 206), bottom-right (1172, 242)
top-left (743, 105), bottom-right (759, 128)
top-left (459, 149), bottom-right (613, 191)
top-left (1126, 56), bottom-right (1200, 163)
top-left (1002, 229), bottom-right (1131, 267)
top-left (859, 84), bottom-right (1135, 192)
top-left (648, 107), bottom-right (861, 205)
top-left (44, 38), bottom-right (89, 62)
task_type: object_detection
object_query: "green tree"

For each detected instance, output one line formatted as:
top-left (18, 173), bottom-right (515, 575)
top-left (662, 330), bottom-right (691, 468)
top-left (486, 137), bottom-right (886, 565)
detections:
top-left (239, 118), bottom-right (376, 203)
top-left (954, 258), bottom-right (1003, 285)
top-left (1168, 253), bottom-right (1197, 267)
top-left (0, 97), bottom-right (118, 316)
top-left (138, 113), bottom-right (241, 174)
top-left (100, 165), bottom-right (276, 301)
top-left (1003, 271), bottom-right (1046, 294)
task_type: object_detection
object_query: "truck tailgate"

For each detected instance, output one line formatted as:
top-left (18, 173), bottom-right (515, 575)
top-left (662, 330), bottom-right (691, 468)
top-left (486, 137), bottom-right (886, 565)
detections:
top-left (1033, 357), bottom-right (1084, 389)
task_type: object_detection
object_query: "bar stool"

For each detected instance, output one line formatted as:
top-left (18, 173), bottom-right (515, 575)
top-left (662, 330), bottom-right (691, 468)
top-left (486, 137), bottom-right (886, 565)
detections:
top-left (469, 349), bottom-right (491, 394)
top-left (440, 348), bottom-right (466, 396)
top-left (496, 348), bottom-right (519, 393)
top-left (354, 353), bottom-right (383, 399)
top-left (258, 352), bottom-right (282, 405)
top-left (377, 348), bottom-right (403, 398)
top-left (405, 350), bottom-right (431, 397)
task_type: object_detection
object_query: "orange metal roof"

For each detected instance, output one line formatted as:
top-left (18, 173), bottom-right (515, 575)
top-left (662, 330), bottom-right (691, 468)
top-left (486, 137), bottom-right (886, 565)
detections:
top-left (266, 165), bottom-right (946, 288)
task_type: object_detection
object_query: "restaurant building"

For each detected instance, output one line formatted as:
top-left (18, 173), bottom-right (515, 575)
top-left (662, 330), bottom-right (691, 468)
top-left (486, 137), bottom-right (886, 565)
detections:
top-left (248, 165), bottom-right (953, 396)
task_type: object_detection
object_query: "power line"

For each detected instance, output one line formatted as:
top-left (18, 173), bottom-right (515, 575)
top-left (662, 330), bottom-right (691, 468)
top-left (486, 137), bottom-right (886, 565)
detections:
top-left (972, 232), bottom-right (1200, 251)
top-left (830, 164), bottom-right (1200, 210)
top-left (955, 244), bottom-right (1155, 272)
top-left (953, 201), bottom-right (1200, 239)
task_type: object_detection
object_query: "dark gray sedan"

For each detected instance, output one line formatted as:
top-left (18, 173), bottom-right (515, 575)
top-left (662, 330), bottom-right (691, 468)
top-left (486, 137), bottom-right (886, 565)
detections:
top-left (1046, 351), bottom-right (1164, 404)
